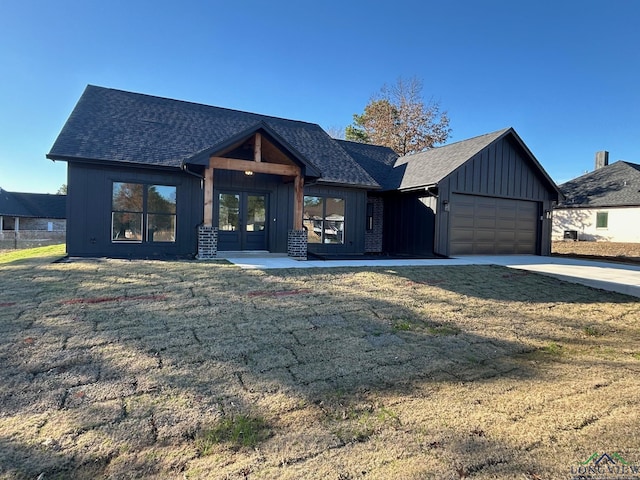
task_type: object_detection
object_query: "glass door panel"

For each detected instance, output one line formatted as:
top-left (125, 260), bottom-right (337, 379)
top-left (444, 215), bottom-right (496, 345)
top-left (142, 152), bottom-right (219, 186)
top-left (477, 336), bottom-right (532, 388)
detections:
top-left (219, 194), bottom-right (240, 231)
top-left (244, 194), bottom-right (267, 250)
top-left (246, 195), bottom-right (266, 232)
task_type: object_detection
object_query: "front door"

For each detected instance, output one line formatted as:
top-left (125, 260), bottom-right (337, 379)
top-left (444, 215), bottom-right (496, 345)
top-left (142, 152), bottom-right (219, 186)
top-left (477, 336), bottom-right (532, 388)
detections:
top-left (217, 192), bottom-right (267, 251)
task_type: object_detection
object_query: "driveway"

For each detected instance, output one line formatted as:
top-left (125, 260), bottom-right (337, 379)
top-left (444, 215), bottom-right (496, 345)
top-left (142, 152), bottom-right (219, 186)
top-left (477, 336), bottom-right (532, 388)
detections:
top-left (219, 252), bottom-right (640, 299)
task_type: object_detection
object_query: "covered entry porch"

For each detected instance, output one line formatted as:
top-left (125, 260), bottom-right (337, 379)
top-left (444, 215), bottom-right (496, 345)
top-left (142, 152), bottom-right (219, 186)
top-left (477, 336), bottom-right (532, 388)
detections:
top-left (195, 130), bottom-right (312, 259)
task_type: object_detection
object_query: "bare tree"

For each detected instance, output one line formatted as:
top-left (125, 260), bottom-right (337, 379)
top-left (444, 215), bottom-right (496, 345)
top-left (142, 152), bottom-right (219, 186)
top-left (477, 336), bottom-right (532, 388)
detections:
top-left (324, 125), bottom-right (345, 140)
top-left (346, 76), bottom-right (451, 155)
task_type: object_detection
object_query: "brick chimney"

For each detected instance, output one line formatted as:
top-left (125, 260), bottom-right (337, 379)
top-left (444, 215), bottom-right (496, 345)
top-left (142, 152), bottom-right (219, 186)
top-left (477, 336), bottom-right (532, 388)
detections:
top-left (595, 151), bottom-right (609, 170)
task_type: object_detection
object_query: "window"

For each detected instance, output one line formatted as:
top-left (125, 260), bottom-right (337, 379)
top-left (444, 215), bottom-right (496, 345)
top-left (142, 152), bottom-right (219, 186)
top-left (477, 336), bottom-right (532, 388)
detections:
top-left (112, 182), bottom-right (176, 243)
top-left (596, 211), bottom-right (608, 229)
top-left (303, 195), bottom-right (345, 244)
top-left (218, 193), bottom-right (240, 231)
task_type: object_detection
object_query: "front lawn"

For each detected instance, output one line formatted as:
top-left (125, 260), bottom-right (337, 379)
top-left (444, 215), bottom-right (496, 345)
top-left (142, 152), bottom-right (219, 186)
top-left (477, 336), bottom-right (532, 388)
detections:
top-left (0, 244), bottom-right (66, 264)
top-left (1, 253), bottom-right (638, 479)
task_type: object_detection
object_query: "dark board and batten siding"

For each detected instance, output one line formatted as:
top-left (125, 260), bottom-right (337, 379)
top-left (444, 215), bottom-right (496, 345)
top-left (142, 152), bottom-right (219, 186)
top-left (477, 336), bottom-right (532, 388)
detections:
top-left (383, 193), bottom-right (436, 257)
top-left (435, 136), bottom-right (556, 256)
top-left (66, 163), bottom-right (202, 258)
top-left (446, 137), bottom-right (551, 200)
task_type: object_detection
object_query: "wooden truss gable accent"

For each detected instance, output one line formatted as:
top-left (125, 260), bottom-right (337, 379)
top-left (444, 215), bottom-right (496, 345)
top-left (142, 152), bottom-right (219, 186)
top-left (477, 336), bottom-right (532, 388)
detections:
top-left (210, 157), bottom-right (299, 177)
top-left (254, 132), bottom-right (261, 163)
top-left (203, 133), bottom-right (304, 230)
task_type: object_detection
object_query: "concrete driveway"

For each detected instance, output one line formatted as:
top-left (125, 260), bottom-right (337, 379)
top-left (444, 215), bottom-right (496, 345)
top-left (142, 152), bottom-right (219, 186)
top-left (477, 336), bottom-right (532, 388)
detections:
top-left (219, 252), bottom-right (640, 299)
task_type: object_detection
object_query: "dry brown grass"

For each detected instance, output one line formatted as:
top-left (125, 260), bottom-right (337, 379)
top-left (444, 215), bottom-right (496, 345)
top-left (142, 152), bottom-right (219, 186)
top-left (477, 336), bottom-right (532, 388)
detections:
top-left (553, 241), bottom-right (640, 264)
top-left (1, 255), bottom-right (639, 479)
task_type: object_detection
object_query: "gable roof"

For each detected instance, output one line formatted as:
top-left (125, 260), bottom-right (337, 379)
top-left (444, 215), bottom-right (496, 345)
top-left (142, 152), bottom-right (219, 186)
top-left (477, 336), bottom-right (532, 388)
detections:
top-left (47, 85), bottom-right (379, 189)
top-left (558, 160), bottom-right (640, 208)
top-left (393, 128), bottom-right (512, 190)
top-left (0, 188), bottom-right (66, 219)
top-left (345, 127), bottom-right (561, 195)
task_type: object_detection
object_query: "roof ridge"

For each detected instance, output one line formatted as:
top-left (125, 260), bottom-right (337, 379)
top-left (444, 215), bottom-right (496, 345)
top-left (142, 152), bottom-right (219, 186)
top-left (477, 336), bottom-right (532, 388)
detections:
top-left (334, 138), bottom-right (397, 151)
top-left (619, 160), bottom-right (640, 170)
top-left (560, 159), bottom-right (640, 186)
top-left (430, 127), bottom-right (511, 151)
top-left (396, 127), bottom-right (512, 161)
top-left (86, 84), bottom-right (322, 128)
top-left (3, 190), bottom-right (64, 196)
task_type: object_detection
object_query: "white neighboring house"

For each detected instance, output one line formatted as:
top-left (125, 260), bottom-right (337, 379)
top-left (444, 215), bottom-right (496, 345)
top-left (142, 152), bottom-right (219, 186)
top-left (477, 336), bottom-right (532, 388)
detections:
top-left (553, 151), bottom-right (640, 242)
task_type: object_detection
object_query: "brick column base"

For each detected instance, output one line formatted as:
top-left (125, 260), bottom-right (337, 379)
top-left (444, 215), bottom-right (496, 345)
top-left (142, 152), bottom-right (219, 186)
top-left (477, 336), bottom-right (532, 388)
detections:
top-left (288, 229), bottom-right (307, 260)
top-left (197, 225), bottom-right (218, 259)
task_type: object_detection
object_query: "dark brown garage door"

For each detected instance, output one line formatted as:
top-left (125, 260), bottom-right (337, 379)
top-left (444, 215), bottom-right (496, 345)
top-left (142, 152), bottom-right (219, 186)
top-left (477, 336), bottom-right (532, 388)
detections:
top-left (449, 194), bottom-right (539, 255)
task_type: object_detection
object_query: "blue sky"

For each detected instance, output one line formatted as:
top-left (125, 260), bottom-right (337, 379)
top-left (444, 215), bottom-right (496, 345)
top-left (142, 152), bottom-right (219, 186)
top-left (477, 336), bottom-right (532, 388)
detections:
top-left (1, 0), bottom-right (639, 193)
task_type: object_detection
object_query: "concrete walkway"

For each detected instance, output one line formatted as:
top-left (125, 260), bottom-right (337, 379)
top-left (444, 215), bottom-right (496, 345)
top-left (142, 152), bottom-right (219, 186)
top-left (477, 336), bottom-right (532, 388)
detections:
top-left (217, 252), bottom-right (640, 299)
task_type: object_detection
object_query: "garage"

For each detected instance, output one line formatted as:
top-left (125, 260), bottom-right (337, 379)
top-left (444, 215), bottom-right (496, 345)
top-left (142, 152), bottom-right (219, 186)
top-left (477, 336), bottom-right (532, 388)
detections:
top-left (341, 127), bottom-right (562, 257)
top-left (449, 194), bottom-right (539, 255)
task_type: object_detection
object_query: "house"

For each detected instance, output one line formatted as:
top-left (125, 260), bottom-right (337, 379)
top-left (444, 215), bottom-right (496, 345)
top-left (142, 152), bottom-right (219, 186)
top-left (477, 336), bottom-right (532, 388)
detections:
top-left (0, 188), bottom-right (67, 247)
top-left (553, 151), bottom-right (640, 242)
top-left (46, 85), bottom-right (561, 259)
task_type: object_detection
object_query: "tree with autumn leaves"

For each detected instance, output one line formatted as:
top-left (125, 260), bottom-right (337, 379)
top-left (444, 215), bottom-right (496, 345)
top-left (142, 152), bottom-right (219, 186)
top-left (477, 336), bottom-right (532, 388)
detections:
top-left (345, 77), bottom-right (451, 155)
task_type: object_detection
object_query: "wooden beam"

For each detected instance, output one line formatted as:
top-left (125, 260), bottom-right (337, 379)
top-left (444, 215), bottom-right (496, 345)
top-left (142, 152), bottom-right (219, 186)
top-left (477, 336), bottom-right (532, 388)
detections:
top-left (203, 165), bottom-right (214, 227)
top-left (294, 174), bottom-right (304, 230)
top-left (210, 157), bottom-right (299, 177)
top-left (254, 133), bottom-right (261, 163)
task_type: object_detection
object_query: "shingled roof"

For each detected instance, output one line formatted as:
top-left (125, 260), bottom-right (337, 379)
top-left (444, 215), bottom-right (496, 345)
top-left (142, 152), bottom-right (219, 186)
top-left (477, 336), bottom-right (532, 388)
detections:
top-left (558, 160), bottom-right (640, 208)
top-left (47, 86), bottom-right (379, 189)
top-left (392, 128), bottom-right (512, 190)
top-left (0, 189), bottom-right (66, 219)
top-left (335, 140), bottom-right (400, 190)
top-left (339, 127), bottom-right (558, 194)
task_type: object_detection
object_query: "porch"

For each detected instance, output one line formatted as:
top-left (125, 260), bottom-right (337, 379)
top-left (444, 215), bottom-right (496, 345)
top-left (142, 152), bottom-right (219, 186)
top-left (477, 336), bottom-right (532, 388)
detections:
top-left (196, 131), bottom-right (308, 260)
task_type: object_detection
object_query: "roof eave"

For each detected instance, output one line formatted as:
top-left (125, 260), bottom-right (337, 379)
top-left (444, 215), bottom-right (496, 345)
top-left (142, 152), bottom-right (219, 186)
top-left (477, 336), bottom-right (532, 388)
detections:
top-left (556, 202), bottom-right (640, 209)
top-left (312, 179), bottom-right (381, 190)
top-left (397, 182), bottom-right (438, 193)
top-left (46, 154), bottom-right (183, 172)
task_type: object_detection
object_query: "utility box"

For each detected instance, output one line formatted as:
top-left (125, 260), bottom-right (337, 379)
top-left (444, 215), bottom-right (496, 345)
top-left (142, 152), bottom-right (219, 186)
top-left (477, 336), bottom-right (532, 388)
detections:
top-left (563, 230), bottom-right (578, 241)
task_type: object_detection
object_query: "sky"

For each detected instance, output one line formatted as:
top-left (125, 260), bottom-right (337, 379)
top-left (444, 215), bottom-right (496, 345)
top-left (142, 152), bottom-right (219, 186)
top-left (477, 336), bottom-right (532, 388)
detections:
top-left (1, 0), bottom-right (639, 194)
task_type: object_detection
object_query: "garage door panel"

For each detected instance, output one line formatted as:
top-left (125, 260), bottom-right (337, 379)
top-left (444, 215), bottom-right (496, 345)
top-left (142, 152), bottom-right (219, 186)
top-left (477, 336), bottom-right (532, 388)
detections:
top-left (517, 231), bottom-right (536, 244)
top-left (450, 232), bottom-right (472, 245)
top-left (497, 231), bottom-right (516, 243)
top-left (474, 217), bottom-right (497, 229)
top-left (516, 218), bottom-right (536, 230)
top-left (450, 194), bottom-right (538, 255)
top-left (451, 216), bottom-right (475, 228)
top-left (475, 243), bottom-right (499, 254)
top-left (475, 230), bottom-right (496, 242)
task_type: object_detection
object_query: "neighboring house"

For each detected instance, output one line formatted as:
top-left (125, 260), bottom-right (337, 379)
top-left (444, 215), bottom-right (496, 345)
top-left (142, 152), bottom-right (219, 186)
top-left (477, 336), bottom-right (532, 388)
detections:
top-left (0, 188), bottom-right (67, 234)
top-left (553, 151), bottom-right (640, 242)
top-left (46, 85), bottom-right (561, 260)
